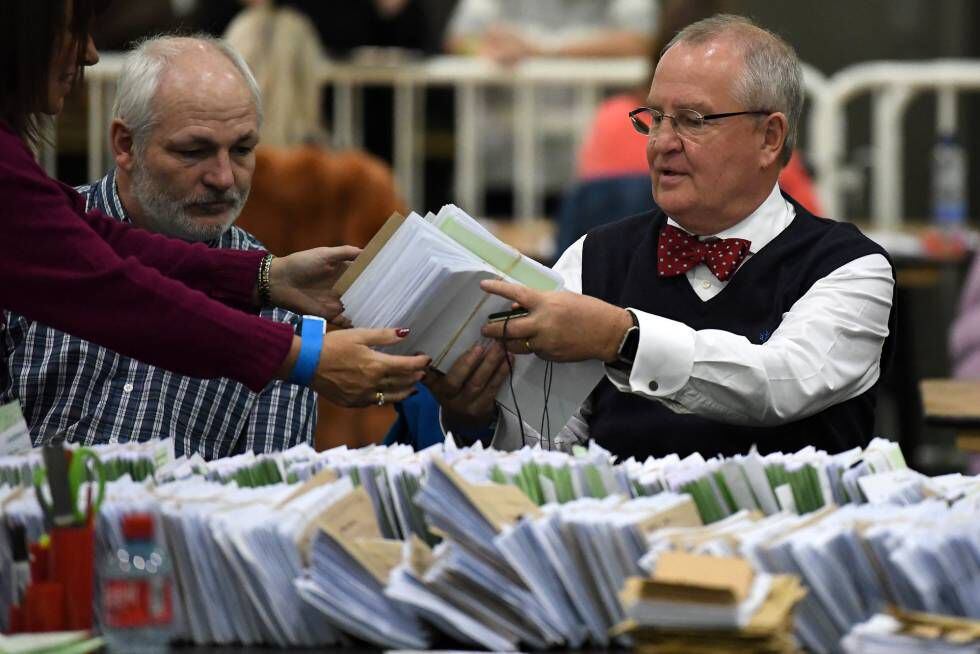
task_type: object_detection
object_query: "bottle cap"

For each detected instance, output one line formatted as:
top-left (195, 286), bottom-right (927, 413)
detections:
top-left (121, 513), bottom-right (155, 541)
top-left (24, 581), bottom-right (66, 632)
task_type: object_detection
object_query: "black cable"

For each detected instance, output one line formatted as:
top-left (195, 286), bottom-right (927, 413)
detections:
top-left (543, 360), bottom-right (554, 450)
top-left (502, 315), bottom-right (527, 448)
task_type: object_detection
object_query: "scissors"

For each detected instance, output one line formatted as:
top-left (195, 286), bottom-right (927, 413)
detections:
top-left (33, 444), bottom-right (106, 527)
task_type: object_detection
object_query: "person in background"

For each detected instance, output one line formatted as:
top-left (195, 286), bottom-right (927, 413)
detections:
top-left (950, 257), bottom-right (980, 473)
top-left (440, 15), bottom-right (897, 460)
top-left (224, 0), bottom-right (324, 147)
top-left (224, 0), bottom-right (428, 449)
top-left (952, 259), bottom-right (980, 379)
top-left (2, 35), bottom-right (319, 457)
top-left (445, 0), bottom-right (656, 63)
top-left (285, 0), bottom-right (435, 58)
top-left (444, 0), bottom-right (658, 213)
top-left (0, 0), bottom-right (429, 420)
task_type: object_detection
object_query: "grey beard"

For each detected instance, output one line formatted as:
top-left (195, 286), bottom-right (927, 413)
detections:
top-left (129, 163), bottom-right (248, 242)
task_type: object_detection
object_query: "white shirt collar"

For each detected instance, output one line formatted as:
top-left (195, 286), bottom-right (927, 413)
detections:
top-left (665, 183), bottom-right (795, 254)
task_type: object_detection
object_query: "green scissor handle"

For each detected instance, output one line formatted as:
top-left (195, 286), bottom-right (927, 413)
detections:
top-left (32, 447), bottom-right (106, 524)
top-left (67, 447), bottom-right (106, 521)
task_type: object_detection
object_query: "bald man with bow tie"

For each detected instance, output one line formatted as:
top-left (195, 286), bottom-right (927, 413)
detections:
top-left (423, 15), bottom-right (895, 460)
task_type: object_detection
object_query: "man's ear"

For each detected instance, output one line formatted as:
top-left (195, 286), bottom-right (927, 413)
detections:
top-left (110, 119), bottom-right (137, 172)
top-left (759, 112), bottom-right (788, 168)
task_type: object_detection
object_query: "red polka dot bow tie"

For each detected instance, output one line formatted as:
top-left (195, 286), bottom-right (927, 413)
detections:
top-left (657, 224), bottom-right (751, 282)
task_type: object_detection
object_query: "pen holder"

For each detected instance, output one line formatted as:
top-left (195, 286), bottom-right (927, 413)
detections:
top-left (51, 523), bottom-right (95, 630)
top-left (23, 582), bottom-right (65, 632)
top-left (7, 604), bottom-right (24, 634)
top-left (28, 541), bottom-right (49, 584)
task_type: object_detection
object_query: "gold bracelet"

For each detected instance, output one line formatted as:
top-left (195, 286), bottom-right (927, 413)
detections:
top-left (258, 253), bottom-right (274, 307)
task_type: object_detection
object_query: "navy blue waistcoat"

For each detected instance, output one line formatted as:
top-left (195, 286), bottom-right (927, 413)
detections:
top-left (581, 194), bottom-right (896, 460)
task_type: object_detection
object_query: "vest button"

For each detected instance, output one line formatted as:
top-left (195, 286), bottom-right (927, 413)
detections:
top-left (648, 380), bottom-right (659, 391)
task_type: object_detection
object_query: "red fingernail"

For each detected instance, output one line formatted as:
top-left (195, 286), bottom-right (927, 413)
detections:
top-left (396, 328), bottom-right (410, 337)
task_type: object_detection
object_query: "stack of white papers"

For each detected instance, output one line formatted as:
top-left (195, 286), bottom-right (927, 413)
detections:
top-left (841, 612), bottom-right (980, 653)
top-left (3, 438), bottom-right (980, 650)
top-left (641, 498), bottom-right (980, 654)
top-left (503, 494), bottom-right (702, 645)
top-left (337, 204), bottom-right (605, 443)
top-left (295, 491), bottom-right (431, 649)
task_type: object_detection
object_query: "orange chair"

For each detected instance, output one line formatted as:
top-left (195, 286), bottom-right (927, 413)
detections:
top-left (237, 145), bottom-right (407, 450)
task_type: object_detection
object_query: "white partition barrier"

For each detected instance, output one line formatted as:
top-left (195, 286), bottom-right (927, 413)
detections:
top-left (80, 53), bottom-right (855, 223)
top-left (810, 59), bottom-right (980, 228)
top-left (84, 54), bottom-right (648, 218)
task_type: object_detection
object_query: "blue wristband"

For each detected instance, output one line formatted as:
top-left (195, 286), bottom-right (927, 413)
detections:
top-left (288, 316), bottom-right (326, 386)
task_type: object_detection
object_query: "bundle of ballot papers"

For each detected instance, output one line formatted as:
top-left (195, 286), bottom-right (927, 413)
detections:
top-left (639, 498), bottom-right (980, 653)
top-left (624, 437), bottom-right (921, 521)
top-left (3, 437), bottom-right (980, 651)
top-left (841, 608), bottom-right (980, 653)
top-left (616, 551), bottom-right (807, 653)
top-left (334, 204), bottom-right (605, 443)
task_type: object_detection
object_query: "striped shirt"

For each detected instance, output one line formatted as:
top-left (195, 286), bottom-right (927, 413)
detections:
top-left (0, 169), bottom-right (317, 459)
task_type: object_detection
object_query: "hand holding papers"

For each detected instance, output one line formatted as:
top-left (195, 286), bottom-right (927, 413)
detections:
top-left (265, 245), bottom-right (362, 323)
top-left (478, 278), bottom-right (635, 364)
top-left (313, 327), bottom-right (430, 407)
top-left (336, 206), bottom-right (563, 370)
top-left (427, 342), bottom-right (511, 434)
top-left (336, 205), bottom-right (604, 443)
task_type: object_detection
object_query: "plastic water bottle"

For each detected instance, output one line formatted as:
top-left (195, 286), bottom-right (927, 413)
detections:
top-left (100, 513), bottom-right (174, 653)
top-left (931, 133), bottom-right (968, 229)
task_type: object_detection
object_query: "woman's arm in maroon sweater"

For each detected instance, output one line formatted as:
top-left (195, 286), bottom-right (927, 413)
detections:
top-left (77, 201), bottom-right (264, 312)
top-left (0, 129), bottom-right (291, 391)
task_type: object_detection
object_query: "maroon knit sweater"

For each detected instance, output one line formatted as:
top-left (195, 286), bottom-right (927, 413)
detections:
top-left (0, 121), bottom-right (293, 392)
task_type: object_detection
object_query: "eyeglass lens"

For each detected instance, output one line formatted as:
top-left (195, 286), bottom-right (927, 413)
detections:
top-left (631, 108), bottom-right (704, 136)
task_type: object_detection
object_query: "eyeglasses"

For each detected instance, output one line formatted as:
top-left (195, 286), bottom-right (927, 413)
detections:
top-left (628, 107), bottom-right (771, 138)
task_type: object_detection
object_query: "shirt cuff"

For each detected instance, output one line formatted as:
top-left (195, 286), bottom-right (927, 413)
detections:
top-left (604, 308), bottom-right (696, 398)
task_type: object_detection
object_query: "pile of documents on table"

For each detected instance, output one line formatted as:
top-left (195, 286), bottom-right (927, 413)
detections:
top-left (2, 437), bottom-right (980, 652)
top-left (624, 437), bottom-right (924, 521)
top-left (638, 496), bottom-right (980, 653)
top-left (841, 608), bottom-right (980, 653)
top-left (617, 551), bottom-right (806, 653)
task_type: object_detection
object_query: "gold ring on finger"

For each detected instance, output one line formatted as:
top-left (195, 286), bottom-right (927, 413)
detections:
top-left (525, 339), bottom-right (533, 353)
top-left (376, 391), bottom-right (385, 407)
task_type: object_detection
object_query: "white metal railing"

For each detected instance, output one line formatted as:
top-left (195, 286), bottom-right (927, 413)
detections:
top-left (81, 54), bottom-right (826, 221)
top-left (79, 54), bottom-right (977, 227)
top-left (810, 59), bottom-right (980, 228)
top-left (83, 54), bottom-right (650, 218)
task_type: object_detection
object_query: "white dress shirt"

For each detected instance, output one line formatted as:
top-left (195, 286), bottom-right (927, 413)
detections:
top-left (455, 183), bottom-right (895, 449)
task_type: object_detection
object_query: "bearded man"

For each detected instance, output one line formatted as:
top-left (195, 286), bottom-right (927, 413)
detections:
top-left (0, 35), bottom-right (318, 458)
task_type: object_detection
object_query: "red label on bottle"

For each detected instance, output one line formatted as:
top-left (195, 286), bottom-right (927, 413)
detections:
top-left (103, 578), bottom-right (173, 628)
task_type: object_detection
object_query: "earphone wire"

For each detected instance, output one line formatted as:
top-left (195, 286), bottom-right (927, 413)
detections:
top-left (502, 315), bottom-right (527, 448)
top-left (541, 360), bottom-right (554, 450)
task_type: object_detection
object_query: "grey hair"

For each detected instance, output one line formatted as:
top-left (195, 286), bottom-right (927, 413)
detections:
top-left (663, 14), bottom-right (803, 166)
top-left (112, 34), bottom-right (264, 152)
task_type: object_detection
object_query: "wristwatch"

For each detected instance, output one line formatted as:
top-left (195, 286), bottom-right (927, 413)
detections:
top-left (612, 310), bottom-right (640, 371)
